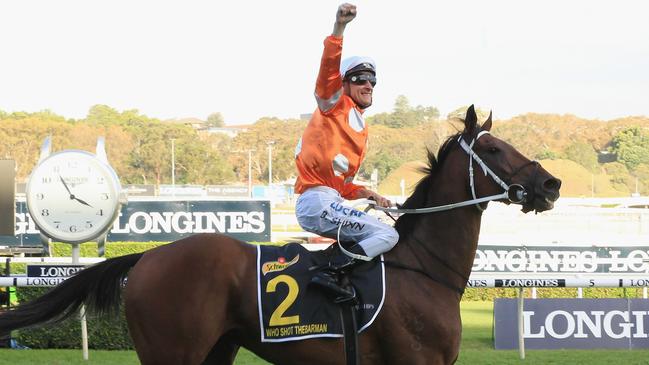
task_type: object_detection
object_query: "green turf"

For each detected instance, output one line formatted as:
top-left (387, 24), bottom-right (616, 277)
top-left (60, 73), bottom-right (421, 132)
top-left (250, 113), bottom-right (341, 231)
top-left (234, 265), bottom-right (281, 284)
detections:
top-left (3, 301), bottom-right (649, 364)
top-left (0, 348), bottom-right (268, 364)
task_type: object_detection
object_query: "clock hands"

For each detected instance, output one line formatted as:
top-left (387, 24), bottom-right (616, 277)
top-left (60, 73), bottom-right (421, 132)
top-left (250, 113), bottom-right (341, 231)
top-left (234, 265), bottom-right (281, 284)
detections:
top-left (59, 175), bottom-right (73, 196)
top-left (73, 196), bottom-right (93, 207)
top-left (59, 175), bottom-right (93, 208)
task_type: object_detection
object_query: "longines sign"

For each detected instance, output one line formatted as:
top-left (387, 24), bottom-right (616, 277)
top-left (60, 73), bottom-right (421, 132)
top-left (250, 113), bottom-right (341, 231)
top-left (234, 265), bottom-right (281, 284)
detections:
top-left (2, 200), bottom-right (270, 245)
top-left (474, 245), bottom-right (649, 274)
top-left (495, 298), bottom-right (649, 349)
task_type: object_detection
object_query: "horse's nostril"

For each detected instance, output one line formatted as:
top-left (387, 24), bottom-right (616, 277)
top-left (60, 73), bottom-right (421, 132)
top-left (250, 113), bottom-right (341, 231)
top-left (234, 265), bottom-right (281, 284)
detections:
top-left (543, 178), bottom-right (562, 191)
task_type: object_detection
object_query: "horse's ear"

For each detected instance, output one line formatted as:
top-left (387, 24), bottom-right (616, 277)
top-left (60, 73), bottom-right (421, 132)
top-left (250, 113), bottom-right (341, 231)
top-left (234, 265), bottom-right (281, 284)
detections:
top-left (482, 110), bottom-right (493, 131)
top-left (464, 105), bottom-right (477, 133)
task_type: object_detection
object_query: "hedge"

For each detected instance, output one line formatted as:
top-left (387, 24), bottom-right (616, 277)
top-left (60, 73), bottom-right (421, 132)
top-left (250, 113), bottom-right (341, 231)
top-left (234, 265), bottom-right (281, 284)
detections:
top-left (462, 287), bottom-right (647, 301)
top-left (10, 242), bottom-right (158, 350)
top-left (4, 242), bottom-right (648, 349)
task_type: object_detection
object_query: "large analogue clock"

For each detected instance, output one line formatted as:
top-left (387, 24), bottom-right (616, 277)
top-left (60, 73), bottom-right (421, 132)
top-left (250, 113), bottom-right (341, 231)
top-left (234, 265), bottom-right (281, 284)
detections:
top-left (26, 149), bottom-right (122, 243)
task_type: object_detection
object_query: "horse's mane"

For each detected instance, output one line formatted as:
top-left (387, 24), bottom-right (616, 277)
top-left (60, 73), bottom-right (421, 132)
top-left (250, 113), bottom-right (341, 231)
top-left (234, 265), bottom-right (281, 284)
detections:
top-left (393, 131), bottom-right (463, 239)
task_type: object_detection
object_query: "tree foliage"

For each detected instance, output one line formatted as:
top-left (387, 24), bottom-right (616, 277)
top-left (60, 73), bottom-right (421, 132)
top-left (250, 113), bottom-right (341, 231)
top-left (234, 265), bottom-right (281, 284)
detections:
top-left (229, 117), bottom-right (306, 183)
top-left (2, 99), bottom-right (649, 197)
top-left (0, 107), bottom-right (234, 185)
top-left (563, 142), bottom-right (599, 172)
top-left (609, 127), bottom-right (649, 170)
top-left (367, 95), bottom-right (439, 128)
top-left (207, 112), bottom-right (225, 128)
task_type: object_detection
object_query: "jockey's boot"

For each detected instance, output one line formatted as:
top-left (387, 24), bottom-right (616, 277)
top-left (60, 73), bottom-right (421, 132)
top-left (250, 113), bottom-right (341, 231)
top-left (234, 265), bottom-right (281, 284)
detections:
top-left (310, 244), bottom-right (367, 304)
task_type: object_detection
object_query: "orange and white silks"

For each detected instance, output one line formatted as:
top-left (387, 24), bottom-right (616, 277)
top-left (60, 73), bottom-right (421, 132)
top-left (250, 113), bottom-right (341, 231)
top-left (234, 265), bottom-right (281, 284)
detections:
top-left (294, 35), bottom-right (369, 200)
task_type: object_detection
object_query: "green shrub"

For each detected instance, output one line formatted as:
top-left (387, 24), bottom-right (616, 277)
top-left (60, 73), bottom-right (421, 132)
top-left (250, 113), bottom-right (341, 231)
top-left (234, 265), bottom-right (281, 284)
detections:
top-left (15, 287), bottom-right (132, 350)
top-left (13, 241), bottom-right (163, 350)
top-left (462, 287), bottom-right (647, 301)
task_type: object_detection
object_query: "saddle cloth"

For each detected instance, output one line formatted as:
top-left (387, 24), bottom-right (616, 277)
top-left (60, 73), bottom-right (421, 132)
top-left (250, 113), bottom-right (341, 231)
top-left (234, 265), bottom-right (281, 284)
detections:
top-left (256, 243), bottom-right (385, 342)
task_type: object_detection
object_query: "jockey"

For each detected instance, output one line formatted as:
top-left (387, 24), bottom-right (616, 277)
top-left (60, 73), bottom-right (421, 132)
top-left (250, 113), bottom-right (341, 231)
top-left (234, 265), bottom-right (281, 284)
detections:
top-left (294, 3), bottom-right (399, 301)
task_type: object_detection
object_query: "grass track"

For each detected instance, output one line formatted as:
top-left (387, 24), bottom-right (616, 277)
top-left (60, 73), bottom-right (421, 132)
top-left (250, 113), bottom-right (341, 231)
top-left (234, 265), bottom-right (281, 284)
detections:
top-left (3, 301), bottom-right (649, 364)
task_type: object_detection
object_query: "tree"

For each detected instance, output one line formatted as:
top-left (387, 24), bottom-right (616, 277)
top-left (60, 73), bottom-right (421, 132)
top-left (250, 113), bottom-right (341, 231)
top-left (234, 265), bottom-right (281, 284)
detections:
top-left (86, 105), bottom-right (121, 124)
top-left (609, 127), bottom-right (649, 170)
top-left (229, 117), bottom-right (306, 183)
top-left (207, 113), bottom-right (225, 128)
top-left (361, 150), bottom-right (401, 181)
top-left (368, 95), bottom-right (439, 128)
top-left (176, 138), bottom-right (235, 184)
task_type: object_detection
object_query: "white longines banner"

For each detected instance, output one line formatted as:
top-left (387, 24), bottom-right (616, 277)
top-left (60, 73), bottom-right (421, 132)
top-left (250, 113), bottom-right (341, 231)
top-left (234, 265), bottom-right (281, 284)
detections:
top-left (495, 298), bottom-right (649, 350)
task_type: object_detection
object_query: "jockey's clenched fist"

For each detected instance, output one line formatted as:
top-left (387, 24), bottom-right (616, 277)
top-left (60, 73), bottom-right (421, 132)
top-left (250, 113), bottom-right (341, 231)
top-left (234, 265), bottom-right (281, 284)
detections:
top-left (336, 3), bottom-right (357, 25)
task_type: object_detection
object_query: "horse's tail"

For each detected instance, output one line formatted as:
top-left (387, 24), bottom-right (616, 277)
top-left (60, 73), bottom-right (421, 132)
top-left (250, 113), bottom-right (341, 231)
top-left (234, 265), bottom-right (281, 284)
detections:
top-left (0, 252), bottom-right (143, 334)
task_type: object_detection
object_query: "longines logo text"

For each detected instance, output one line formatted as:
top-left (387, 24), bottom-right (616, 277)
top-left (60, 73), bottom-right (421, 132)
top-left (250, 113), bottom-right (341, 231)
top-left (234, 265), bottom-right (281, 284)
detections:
top-left (473, 247), bottom-right (649, 273)
top-left (111, 211), bottom-right (266, 234)
top-left (15, 211), bottom-right (266, 235)
top-left (523, 309), bottom-right (649, 339)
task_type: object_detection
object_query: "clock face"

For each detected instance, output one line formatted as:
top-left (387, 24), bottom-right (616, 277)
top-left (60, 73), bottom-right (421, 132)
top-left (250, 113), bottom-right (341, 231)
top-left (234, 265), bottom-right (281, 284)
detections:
top-left (26, 150), bottom-right (121, 243)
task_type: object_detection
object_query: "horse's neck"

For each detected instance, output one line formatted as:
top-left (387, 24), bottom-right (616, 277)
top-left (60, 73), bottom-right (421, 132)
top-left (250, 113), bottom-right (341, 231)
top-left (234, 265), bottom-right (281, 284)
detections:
top-left (388, 180), bottom-right (483, 291)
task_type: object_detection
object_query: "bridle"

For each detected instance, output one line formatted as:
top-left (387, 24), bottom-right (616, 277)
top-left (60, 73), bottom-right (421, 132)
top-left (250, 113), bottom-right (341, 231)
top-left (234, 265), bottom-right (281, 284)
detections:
top-left (339, 129), bottom-right (541, 282)
top-left (459, 130), bottom-right (539, 211)
top-left (372, 129), bottom-right (538, 215)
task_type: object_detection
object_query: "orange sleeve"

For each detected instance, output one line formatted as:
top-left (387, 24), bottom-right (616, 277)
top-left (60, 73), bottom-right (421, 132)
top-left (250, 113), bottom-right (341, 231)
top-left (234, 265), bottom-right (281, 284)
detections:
top-left (315, 36), bottom-right (344, 102)
top-left (341, 183), bottom-right (366, 200)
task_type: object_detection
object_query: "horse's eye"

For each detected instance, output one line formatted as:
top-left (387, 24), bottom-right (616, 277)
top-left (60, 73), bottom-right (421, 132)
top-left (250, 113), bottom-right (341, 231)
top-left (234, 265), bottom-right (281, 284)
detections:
top-left (488, 147), bottom-right (499, 153)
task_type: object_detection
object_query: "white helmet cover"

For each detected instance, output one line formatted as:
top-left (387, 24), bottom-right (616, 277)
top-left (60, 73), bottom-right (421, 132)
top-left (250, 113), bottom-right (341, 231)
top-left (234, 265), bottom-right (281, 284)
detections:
top-left (340, 56), bottom-right (376, 79)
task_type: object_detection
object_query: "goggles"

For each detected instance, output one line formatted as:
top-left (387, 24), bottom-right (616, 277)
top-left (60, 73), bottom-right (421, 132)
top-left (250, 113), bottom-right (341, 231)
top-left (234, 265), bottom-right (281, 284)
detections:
top-left (347, 73), bottom-right (376, 87)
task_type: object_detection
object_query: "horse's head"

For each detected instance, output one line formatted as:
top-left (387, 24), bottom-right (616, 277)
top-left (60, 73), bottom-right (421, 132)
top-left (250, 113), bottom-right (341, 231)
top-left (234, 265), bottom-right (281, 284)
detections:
top-left (454, 105), bottom-right (561, 213)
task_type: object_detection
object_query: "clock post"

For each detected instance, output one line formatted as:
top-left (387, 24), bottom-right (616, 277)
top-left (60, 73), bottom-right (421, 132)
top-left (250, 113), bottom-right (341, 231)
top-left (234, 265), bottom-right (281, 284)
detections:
top-left (26, 136), bottom-right (125, 360)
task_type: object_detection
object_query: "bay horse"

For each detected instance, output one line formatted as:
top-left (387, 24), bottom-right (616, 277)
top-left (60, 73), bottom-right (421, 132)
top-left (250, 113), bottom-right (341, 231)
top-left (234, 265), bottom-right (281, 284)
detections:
top-left (0, 106), bottom-right (560, 364)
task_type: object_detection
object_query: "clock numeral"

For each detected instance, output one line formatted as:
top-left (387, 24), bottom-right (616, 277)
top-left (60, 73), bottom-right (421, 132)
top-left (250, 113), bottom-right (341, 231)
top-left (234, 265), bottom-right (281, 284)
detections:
top-left (41, 209), bottom-right (50, 216)
top-left (100, 193), bottom-right (109, 200)
top-left (36, 193), bottom-right (44, 200)
top-left (52, 166), bottom-right (60, 173)
top-left (42, 177), bottom-right (52, 184)
top-left (69, 225), bottom-right (77, 233)
top-left (97, 209), bottom-right (104, 216)
top-left (85, 221), bottom-right (93, 229)
top-left (68, 161), bottom-right (78, 168)
top-left (54, 221), bottom-right (61, 229)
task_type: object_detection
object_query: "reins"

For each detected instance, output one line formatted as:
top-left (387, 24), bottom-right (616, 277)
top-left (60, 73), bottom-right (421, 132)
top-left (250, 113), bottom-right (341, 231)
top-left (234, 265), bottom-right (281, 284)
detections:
top-left (345, 130), bottom-right (538, 294)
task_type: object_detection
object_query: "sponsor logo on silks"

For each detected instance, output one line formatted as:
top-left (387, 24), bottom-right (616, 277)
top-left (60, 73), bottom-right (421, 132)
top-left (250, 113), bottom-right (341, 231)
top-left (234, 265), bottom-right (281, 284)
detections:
top-left (262, 255), bottom-right (300, 275)
top-left (329, 202), bottom-right (366, 217)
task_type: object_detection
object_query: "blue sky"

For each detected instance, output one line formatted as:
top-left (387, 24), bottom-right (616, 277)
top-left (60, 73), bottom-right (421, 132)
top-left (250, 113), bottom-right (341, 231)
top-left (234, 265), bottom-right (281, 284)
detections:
top-left (1, 0), bottom-right (647, 125)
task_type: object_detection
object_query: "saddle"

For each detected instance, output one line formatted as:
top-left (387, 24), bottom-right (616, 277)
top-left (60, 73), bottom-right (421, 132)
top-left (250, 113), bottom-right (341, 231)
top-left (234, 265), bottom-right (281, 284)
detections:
top-left (256, 242), bottom-right (385, 343)
top-left (308, 242), bottom-right (369, 303)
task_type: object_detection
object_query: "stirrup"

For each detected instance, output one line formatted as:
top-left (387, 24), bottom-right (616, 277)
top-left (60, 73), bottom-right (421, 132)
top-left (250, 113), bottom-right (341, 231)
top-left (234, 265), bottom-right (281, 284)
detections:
top-left (310, 274), bottom-right (358, 304)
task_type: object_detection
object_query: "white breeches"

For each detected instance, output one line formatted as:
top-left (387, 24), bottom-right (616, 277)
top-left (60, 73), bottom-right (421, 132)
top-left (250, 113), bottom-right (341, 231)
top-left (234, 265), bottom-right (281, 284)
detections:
top-left (295, 186), bottom-right (399, 258)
